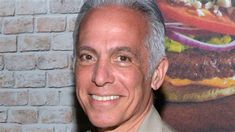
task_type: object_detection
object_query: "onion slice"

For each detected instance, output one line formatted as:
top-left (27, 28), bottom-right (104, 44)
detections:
top-left (167, 30), bottom-right (235, 52)
top-left (166, 25), bottom-right (212, 35)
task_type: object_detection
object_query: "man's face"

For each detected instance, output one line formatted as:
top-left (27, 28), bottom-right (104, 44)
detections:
top-left (76, 6), bottom-right (154, 129)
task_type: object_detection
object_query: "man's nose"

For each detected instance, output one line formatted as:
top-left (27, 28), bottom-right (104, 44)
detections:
top-left (91, 61), bottom-right (114, 87)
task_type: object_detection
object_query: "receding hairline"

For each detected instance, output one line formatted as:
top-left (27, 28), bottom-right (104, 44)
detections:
top-left (73, 0), bottom-right (166, 76)
top-left (79, 4), bottom-right (150, 32)
top-left (77, 4), bottom-right (151, 51)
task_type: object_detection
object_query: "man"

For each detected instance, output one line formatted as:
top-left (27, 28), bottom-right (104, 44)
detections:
top-left (74, 0), bottom-right (172, 131)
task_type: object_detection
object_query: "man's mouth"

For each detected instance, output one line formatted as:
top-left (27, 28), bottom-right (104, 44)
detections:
top-left (91, 95), bottom-right (120, 101)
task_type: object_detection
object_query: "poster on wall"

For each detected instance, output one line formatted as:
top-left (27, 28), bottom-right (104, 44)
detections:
top-left (157, 0), bottom-right (235, 131)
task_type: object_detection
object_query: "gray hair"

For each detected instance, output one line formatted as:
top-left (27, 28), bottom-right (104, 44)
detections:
top-left (73, 0), bottom-right (166, 76)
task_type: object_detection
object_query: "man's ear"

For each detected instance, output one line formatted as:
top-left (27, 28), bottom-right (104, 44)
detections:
top-left (151, 58), bottom-right (169, 90)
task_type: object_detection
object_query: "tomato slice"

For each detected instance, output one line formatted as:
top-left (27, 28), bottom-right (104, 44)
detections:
top-left (157, 0), bottom-right (235, 35)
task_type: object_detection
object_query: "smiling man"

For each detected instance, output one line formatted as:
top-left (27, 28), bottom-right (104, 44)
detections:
top-left (74, 0), bottom-right (172, 131)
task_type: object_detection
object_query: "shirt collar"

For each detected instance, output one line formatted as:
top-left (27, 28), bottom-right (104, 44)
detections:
top-left (138, 105), bottom-right (163, 132)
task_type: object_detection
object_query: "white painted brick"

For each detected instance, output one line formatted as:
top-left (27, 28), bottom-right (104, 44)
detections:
top-left (49, 0), bottom-right (83, 14)
top-left (15, 71), bottom-right (46, 88)
top-left (37, 52), bottom-right (68, 70)
top-left (54, 126), bottom-right (66, 132)
top-left (0, 18), bottom-right (3, 33)
top-left (8, 108), bottom-right (38, 124)
top-left (0, 36), bottom-right (17, 53)
top-left (60, 89), bottom-right (75, 106)
top-left (23, 126), bottom-right (54, 132)
top-left (16, 0), bottom-right (47, 15)
top-left (0, 55), bottom-right (3, 70)
top-left (39, 107), bottom-right (73, 123)
top-left (0, 71), bottom-right (15, 88)
top-left (0, 90), bottom-right (28, 105)
top-left (0, 108), bottom-right (7, 122)
top-left (0, 125), bottom-right (22, 132)
top-left (36, 16), bottom-right (66, 32)
top-left (48, 70), bottom-right (74, 88)
top-left (0, 0), bottom-right (82, 129)
top-left (29, 90), bottom-right (59, 106)
top-left (68, 53), bottom-right (75, 70)
top-left (66, 125), bottom-right (78, 132)
top-left (52, 33), bottom-right (73, 51)
top-left (18, 34), bottom-right (51, 52)
top-left (5, 54), bottom-right (36, 71)
top-left (3, 17), bottom-right (33, 34)
top-left (0, 0), bottom-right (15, 16)
top-left (67, 14), bottom-right (77, 32)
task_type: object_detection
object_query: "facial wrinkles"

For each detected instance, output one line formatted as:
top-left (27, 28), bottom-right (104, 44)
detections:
top-left (107, 71), bottom-right (151, 131)
top-left (76, 5), bottom-right (154, 130)
top-left (80, 8), bottom-right (148, 86)
top-left (78, 5), bottom-right (151, 103)
top-left (79, 30), bottom-right (148, 78)
top-left (87, 48), bottom-right (147, 116)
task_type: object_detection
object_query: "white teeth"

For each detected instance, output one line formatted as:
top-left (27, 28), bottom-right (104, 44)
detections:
top-left (92, 95), bottom-right (120, 101)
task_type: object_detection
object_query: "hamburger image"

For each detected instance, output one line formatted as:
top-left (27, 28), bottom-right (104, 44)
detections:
top-left (157, 0), bottom-right (235, 102)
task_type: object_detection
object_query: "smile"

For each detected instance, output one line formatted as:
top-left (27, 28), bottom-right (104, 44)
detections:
top-left (91, 95), bottom-right (120, 101)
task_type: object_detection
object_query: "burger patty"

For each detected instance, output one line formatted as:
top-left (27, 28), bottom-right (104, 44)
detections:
top-left (166, 49), bottom-right (235, 80)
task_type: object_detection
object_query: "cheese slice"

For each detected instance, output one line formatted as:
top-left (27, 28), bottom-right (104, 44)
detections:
top-left (164, 75), bottom-right (235, 89)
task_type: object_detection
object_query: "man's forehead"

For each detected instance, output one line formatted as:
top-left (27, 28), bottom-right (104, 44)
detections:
top-left (87, 5), bottom-right (143, 18)
top-left (79, 45), bottom-right (139, 53)
top-left (77, 4), bottom-right (150, 61)
top-left (80, 4), bottom-right (148, 31)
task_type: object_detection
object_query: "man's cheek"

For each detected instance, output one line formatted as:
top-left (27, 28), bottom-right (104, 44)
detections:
top-left (117, 70), bottom-right (143, 91)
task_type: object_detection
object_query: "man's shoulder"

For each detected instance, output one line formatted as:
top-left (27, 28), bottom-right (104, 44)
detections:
top-left (138, 106), bottom-right (175, 132)
top-left (162, 121), bottom-right (175, 132)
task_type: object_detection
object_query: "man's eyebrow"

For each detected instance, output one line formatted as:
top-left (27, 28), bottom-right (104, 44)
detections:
top-left (111, 46), bottom-right (139, 58)
top-left (77, 46), bottom-right (140, 59)
top-left (77, 46), bottom-right (96, 54)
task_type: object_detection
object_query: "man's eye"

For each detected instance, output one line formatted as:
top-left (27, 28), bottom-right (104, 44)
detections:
top-left (117, 56), bottom-right (131, 62)
top-left (80, 54), bottom-right (92, 60)
top-left (78, 54), bottom-right (96, 64)
top-left (114, 55), bottom-right (132, 66)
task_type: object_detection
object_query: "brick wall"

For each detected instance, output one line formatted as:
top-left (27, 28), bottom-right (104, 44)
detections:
top-left (0, 0), bottom-right (85, 131)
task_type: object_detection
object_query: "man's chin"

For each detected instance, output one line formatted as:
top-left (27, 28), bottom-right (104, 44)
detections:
top-left (88, 112), bottom-right (121, 129)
